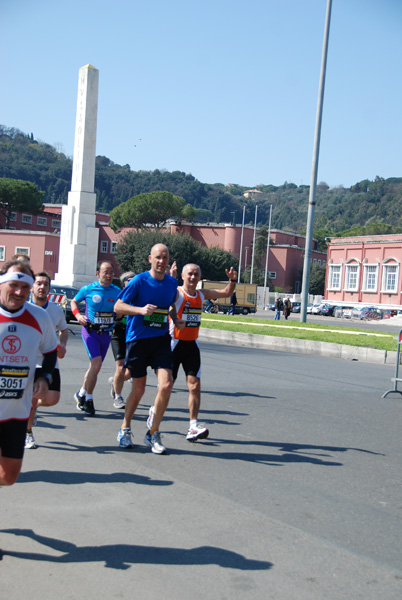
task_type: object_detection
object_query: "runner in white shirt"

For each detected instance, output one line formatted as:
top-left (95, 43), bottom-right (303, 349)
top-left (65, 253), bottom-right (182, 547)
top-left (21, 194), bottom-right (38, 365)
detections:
top-left (25, 272), bottom-right (69, 449)
top-left (0, 261), bottom-right (57, 486)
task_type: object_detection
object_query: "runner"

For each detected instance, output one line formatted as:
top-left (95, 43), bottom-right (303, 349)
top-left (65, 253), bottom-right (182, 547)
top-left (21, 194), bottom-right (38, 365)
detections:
top-left (25, 272), bottom-right (69, 449)
top-left (71, 261), bottom-right (120, 415)
top-left (114, 244), bottom-right (185, 454)
top-left (0, 260), bottom-right (57, 486)
top-left (108, 271), bottom-right (135, 409)
top-left (147, 263), bottom-right (237, 441)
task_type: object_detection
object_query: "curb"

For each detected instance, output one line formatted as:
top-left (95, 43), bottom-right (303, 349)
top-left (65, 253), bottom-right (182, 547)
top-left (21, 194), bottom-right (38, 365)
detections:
top-left (199, 328), bottom-right (397, 365)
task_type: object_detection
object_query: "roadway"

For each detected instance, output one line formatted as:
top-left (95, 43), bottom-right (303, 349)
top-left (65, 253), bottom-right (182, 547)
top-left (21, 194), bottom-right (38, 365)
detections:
top-left (1, 325), bottom-right (401, 599)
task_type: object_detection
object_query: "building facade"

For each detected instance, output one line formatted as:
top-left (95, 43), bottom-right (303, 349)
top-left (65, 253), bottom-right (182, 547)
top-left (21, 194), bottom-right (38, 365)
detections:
top-left (1, 205), bottom-right (326, 291)
top-left (325, 234), bottom-right (402, 308)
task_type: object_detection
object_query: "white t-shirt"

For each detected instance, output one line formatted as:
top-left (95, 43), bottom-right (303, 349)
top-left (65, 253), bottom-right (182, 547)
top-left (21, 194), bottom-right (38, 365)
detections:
top-left (0, 302), bottom-right (58, 421)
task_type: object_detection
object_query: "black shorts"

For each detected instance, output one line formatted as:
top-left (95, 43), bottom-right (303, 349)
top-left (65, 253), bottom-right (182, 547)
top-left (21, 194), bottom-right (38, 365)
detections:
top-left (0, 419), bottom-right (28, 459)
top-left (35, 368), bottom-right (61, 392)
top-left (172, 340), bottom-right (201, 380)
top-left (125, 333), bottom-right (173, 378)
top-left (111, 324), bottom-right (126, 361)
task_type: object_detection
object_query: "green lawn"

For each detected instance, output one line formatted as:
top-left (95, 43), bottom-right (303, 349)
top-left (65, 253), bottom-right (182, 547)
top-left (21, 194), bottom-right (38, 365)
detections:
top-left (201, 314), bottom-right (398, 352)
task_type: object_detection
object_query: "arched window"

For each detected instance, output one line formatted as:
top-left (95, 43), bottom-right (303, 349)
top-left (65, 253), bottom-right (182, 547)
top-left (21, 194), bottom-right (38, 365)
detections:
top-left (344, 259), bottom-right (360, 292)
top-left (381, 258), bottom-right (399, 294)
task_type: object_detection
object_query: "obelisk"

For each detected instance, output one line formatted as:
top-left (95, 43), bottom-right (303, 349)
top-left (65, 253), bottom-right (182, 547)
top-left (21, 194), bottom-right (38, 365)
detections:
top-left (54, 64), bottom-right (100, 288)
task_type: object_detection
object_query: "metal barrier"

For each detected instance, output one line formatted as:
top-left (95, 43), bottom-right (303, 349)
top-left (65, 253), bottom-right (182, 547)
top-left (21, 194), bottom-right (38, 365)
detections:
top-left (382, 329), bottom-right (402, 398)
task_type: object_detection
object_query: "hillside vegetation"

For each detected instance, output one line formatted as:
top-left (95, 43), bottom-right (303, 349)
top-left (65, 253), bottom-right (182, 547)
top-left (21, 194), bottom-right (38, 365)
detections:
top-left (1, 125), bottom-right (402, 249)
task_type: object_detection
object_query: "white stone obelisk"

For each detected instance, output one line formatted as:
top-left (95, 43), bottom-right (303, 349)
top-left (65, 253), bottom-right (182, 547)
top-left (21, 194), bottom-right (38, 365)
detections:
top-left (54, 64), bottom-right (100, 288)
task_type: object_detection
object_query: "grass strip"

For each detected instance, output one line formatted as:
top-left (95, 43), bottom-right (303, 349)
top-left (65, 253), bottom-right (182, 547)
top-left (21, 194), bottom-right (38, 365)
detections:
top-left (200, 314), bottom-right (398, 352)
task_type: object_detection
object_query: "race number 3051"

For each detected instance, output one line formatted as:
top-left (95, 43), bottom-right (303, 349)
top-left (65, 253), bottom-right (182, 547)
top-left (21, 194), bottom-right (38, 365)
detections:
top-left (0, 366), bottom-right (29, 399)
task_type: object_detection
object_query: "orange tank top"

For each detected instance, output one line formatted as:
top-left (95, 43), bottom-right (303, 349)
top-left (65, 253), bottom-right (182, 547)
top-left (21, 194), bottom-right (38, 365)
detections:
top-left (170, 287), bottom-right (204, 341)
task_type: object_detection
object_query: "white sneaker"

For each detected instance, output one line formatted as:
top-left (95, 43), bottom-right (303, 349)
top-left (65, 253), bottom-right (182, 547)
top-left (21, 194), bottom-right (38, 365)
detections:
top-left (144, 430), bottom-right (166, 454)
top-left (147, 405), bottom-right (155, 429)
top-left (113, 395), bottom-right (125, 409)
top-left (117, 427), bottom-right (133, 448)
top-left (186, 424), bottom-right (209, 442)
top-left (25, 432), bottom-right (37, 449)
top-left (108, 376), bottom-right (115, 399)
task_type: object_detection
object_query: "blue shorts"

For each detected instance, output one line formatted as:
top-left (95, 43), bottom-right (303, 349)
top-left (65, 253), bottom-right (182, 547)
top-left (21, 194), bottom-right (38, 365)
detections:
top-left (124, 333), bottom-right (173, 378)
top-left (81, 327), bottom-right (112, 361)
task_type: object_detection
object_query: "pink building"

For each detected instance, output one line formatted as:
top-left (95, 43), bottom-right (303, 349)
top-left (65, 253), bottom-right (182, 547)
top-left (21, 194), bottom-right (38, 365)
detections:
top-left (169, 222), bottom-right (326, 292)
top-left (325, 235), bottom-right (402, 308)
top-left (1, 206), bottom-right (326, 292)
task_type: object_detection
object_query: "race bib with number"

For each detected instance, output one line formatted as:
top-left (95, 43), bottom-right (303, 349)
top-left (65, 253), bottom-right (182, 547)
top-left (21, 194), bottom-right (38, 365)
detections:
top-left (183, 308), bottom-right (202, 328)
top-left (143, 308), bottom-right (168, 329)
top-left (0, 366), bottom-right (30, 400)
top-left (93, 312), bottom-right (114, 325)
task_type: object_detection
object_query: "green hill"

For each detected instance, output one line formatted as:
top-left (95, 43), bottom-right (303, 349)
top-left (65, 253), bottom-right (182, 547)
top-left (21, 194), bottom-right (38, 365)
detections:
top-left (1, 125), bottom-right (402, 248)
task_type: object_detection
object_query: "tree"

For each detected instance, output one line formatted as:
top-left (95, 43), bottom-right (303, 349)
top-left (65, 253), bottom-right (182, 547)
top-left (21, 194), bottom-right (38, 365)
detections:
top-left (109, 191), bottom-right (191, 231)
top-left (0, 178), bottom-right (44, 229)
top-left (116, 230), bottom-right (237, 281)
top-left (308, 263), bottom-right (326, 295)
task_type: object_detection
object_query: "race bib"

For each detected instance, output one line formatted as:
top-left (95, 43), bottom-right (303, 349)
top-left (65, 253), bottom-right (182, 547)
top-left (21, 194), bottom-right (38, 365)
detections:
top-left (94, 312), bottom-right (114, 325)
top-left (0, 366), bottom-right (30, 399)
top-left (183, 309), bottom-right (202, 328)
top-left (143, 308), bottom-right (168, 329)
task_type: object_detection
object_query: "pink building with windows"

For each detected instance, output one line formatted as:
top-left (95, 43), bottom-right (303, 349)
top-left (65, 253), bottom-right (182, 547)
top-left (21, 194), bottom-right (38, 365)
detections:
top-left (325, 235), bottom-right (402, 308)
top-left (1, 206), bottom-right (326, 292)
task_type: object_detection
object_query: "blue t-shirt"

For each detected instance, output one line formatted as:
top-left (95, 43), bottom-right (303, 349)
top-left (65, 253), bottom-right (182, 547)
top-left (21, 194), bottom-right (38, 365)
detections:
top-left (74, 281), bottom-right (121, 331)
top-left (119, 271), bottom-right (178, 341)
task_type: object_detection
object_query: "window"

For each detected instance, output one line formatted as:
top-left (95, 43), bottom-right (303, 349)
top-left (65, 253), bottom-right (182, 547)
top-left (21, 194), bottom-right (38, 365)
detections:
top-left (362, 264), bottom-right (378, 292)
top-left (51, 219), bottom-right (61, 228)
top-left (110, 241), bottom-right (117, 254)
top-left (268, 271), bottom-right (276, 279)
top-left (382, 263), bottom-right (399, 293)
top-left (344, 264), bottom-right (359, 291)
top-left (328, 264), bottom-right (342, 290)
top-left (9, 212), bottom-right (17, 222)
top-left (22, 214), bottom-right (32, 224)
top-left (15, 247), bottom-right (30, 257)
top-left (100, 240), bottom-right (108, 253)
top-left (0, 246), bottom-right (5, 261)
top-left (37, 216), bottom-right (47, 227)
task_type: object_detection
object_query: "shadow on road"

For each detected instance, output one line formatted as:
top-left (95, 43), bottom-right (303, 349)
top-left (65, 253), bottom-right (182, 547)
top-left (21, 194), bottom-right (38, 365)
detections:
top-left (0, 529), bottom-right (272, 571)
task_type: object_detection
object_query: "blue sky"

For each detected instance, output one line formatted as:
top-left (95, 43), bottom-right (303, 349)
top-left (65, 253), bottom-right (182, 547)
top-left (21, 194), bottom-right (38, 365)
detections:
top-left (2, 0), bottom-right (401, 189)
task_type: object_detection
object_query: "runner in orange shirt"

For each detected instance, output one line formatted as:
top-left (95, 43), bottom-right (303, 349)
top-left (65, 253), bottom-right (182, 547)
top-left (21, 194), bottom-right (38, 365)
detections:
top-left (147, 263), bottom-right (237, 441)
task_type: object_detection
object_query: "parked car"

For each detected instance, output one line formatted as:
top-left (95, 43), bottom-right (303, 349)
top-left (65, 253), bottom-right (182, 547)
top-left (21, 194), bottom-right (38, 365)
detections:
top-left (334, 305), bottom-right (355, 318)
top-left (306, 303), bottom-right (313, 314)
top-left (350, 306), bottom-right (383, 320)
top-left (311, 304), bottom-right (323, 315)
top-left (290, 301), bottom-right (301, 313)
top-left (383, 309), bottom-right (397, 319)
top-left (320, 304), bottom-right (336, 316)
top-left (49, 284), bottom-right (85, 322)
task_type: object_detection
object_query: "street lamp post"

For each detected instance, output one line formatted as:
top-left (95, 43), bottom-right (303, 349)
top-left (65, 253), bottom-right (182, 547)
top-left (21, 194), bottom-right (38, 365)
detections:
top-left (301, 0), bottom-right (332, 322)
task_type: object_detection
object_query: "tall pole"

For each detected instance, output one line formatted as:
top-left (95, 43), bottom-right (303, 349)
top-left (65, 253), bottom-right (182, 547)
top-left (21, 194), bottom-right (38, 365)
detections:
top-left (250, 204), bottom-right (258, 284)
top-left (300, 0), bottom-right (332, 322)
top-left (238, 205), bottom-right (245, 283)
top-left (263, 204), bottom-right (273, 308)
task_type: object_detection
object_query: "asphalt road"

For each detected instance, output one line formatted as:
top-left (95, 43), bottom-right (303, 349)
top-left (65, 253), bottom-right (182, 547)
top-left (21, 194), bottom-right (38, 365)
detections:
top-left (1, 326), bottom-right (402, 599)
